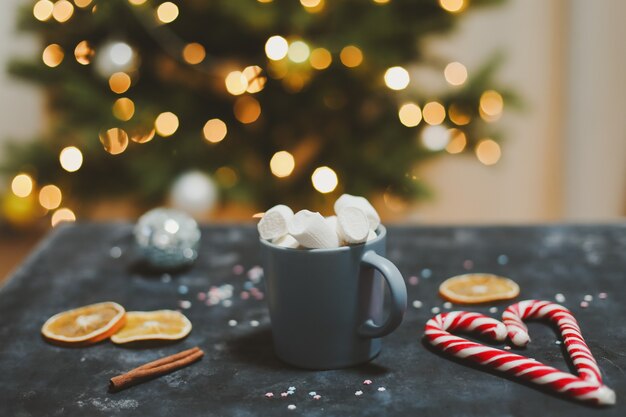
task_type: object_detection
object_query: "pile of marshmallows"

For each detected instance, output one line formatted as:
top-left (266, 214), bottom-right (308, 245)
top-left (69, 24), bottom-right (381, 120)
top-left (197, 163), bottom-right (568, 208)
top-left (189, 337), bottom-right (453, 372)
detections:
top-left (257, 194), bottom-right (380, 249)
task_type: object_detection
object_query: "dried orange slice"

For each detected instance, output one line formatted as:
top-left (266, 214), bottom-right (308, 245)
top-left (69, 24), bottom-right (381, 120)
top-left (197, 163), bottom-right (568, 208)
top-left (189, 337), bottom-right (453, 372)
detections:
top-left (41, 301), bottom-right (126, 346)
top-left (110, 310), bottom-right (192, 344)
top-left (439, 273), bottom-right (520, 304)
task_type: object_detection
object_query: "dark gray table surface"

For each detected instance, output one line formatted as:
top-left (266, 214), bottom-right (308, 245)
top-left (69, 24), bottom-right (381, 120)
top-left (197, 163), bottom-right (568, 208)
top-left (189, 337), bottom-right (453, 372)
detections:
top-left (0, 223), bottom-right (625, 417)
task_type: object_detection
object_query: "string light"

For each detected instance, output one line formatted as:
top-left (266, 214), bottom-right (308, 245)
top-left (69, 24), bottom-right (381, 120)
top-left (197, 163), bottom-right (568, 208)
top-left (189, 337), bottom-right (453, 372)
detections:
top-left (444, 62), bottom-right (467, 86)
top-left (203, 119), bottom-right (227, 143)
top-left (33, 0), bottom-right (54, 21)
top-left (479, 90), bottom-right (504, 121)
top-left (243, 65), bottom-right (266, 93)
top-left (373, 0), bottom-right (391, 4)
top-left (74, 0), bottom-right (93, 8)
top-left (215, 167), bottom-right (238, 187)
top-left (311, 166), bottom-right (338, 193)
top-left (182, 43), bottom-right (206, 65)
top-left (384, 66), bottom-right (410, 90)
top-left (11, 174), bottom-right (34, 198)
top-left (128, 0), bottom-right (147, 5)
top-left (448, 104), bottom-right (471, 125)
top-left (421, 125), bottom-right (450, 151)
top-left (301, 0), bottom-right (325, 13)
top-left (257, 0), bottom-right (273, 3)
top-left (42, 44), bottom-right (64, 68)
top-left (265, 36), bottom-right (289, 61)
top-left (398, 102), bottom-right (422, 127)
top-left (446, 129), bottom-right (467, 154)
top-left (59, 146), bottom-right (83, 172)
top-left (52, 0), bottom-right (74, 23)
top-left (288, 41), bottom-right (310, 63)
top-left (422, 101), bottom-right (446, 125)
top-left (99, 128), bottom-right (129, 154)
top-left (112, 98), bottom-right (135, 121)
top-left (475, 139), bottom-right (501, 165)
top-left (310, 48), bottom-right (332, 70)
top-left (108, 72), bottom-right (131, 94)
top-left (129, 128), bottom-right (155, 144)
top-left (224, 71), bottom-right (248, 95)
top-left (439, 0), bottom-right (466, 13)
top-left (154, 112), bottom-right (179, 136)
top-left (109, 42), bottom-right (133, 66)
top-left (234, 96), bottom-right (261, 124)
top-left (340, 45), bottom-right (363, 68)
top-left (38, 185), bottom-right (62, 210)
top-left (74, 41), bottom-right (94, 65)
top-left (51, 208), bottom-right (76, 227)
top-left (270, 151), bottom-right (295, 178)
top-left (157, 2), bottom-right (179, 23)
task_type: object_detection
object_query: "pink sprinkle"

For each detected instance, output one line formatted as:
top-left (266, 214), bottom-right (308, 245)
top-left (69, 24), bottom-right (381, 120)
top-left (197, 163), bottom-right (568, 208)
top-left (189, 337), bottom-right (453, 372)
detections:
top-left (253, 292), bottom-right (265, 300)
top-left (598, 292), bottom-right (607, 299)
top-left (408, 276), bottom-right (419, 286)
top-left (463, 260), bottom-right (474, 270)
top-left (265, 392), bottom-right (274, 398)
top-left (197, 292), bottom-right (206, 301)
top-left (363, 379), bottom-right (372, 385)
top-left (281, 392), bottom-right (288, 397)
top-left (240, 291), bottom-right (250, 300)
top-left (313, 395), bottom-right (321, 400)
top-left (504, 345), bottom-right (512, 350)
top-left (580, 301), bottom-right (589, 308)
top-left (233, 264), bottom-right (245, 274)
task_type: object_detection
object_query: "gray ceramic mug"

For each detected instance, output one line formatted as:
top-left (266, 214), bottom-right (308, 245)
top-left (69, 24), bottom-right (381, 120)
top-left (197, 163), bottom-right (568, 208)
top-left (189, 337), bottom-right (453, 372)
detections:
top-left (260, 225), bottom-right (407, 369)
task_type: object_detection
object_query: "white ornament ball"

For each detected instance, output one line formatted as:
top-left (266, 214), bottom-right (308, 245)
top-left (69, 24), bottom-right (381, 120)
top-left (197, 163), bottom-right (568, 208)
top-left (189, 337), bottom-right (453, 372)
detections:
top-left (169, 171), bottom-right (217, 216)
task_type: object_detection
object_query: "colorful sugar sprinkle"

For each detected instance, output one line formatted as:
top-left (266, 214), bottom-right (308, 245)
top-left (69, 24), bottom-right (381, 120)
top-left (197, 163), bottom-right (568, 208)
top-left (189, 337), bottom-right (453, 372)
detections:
top-left (308, 391), bottom-right (316, 396)
top-left (355, 390), bottom-right (363, 396)
top-left (555, 340), bottom-right (562, 345)
top-left (421, 268), bottom-right (432, 279)
top-left (250, 320), bottom-right (260, 327)
top-left (233, 264), bottom-right (245, 275)
top-left (583, 294), bottom-right (593, 302)
top-left (377, 387), bottom-right (386, 392)
top-left (179, 300), bottom-right (191, 309)
top-left (489, 307), bottom-right (498, 314)
top-left (222, 299), bottom-right (233, 307)
top-left (497, 254), bottom-right (509, 265)
top-left (431, 307), bottom-right (441, 314)
top-left (412, 300), bottom-right (423, 309)
top-left (504, 346), bottom-right (511, 350)
top-left (598, 292), bottom-right (607, 299)
top-left (247, 266), bottom-right (264, 283)
top-left (313, 395), bottom-right (321, 400)
top-left (443, 302), bottom-right (452, 309)
top-left (197, 292), bottom-right (206, 301)
top-left (408, 276), bottom-right (419, 286)
top-left (161, 274), bottom-right (172, 283)
top-left (281, 392), bottom-right (288, 398)
top-left (228, 319), bottom-right (238, 327)
top-left (580, 301), bottom-right (589, 308)
top-left (363, 379), bottom-right (372, 385)
top-left (287, 404), bottom-right (296, 410)
top-left (265, 392), bottom-right (274, 398)
top-left (288, 386), bottom-right (296, 391)
top-left (463, 260), bottom-right (474, 270)
top-left (178, 285), bottom-right (189, 295)
top-left (109, 246), bottom-right (122, 258)
top-left (555, 293), bottom-right (566, 303)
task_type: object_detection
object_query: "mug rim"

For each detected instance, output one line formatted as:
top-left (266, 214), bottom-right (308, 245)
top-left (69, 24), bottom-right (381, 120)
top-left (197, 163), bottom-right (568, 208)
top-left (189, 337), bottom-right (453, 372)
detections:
top-left (259, 224), bottom-right (386, 253)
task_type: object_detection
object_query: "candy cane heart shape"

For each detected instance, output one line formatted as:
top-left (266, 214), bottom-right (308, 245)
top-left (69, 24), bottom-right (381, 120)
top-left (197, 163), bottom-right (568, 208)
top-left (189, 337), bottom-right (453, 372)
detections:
top-left (424, 311), bottom-right (616, 406)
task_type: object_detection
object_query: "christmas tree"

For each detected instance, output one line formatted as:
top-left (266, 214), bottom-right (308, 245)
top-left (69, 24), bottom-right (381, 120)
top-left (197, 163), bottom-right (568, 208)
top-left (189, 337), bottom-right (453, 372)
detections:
top-left (2, 0), bottom-right (513, 227)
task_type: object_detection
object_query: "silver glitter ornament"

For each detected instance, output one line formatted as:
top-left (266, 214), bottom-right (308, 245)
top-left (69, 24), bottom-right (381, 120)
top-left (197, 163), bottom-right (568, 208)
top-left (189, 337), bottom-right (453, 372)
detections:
top-left (134, 208), bottom-right (201, 269)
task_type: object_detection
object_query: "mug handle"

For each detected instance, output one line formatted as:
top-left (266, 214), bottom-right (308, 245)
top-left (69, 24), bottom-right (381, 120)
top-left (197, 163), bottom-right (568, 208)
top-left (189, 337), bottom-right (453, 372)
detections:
top-left (357, 250), bottom-right (407, 338)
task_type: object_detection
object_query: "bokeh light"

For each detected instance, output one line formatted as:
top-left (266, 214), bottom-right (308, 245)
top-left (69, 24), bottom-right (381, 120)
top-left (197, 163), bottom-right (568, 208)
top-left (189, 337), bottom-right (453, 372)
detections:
top-left (51, 208), bottom-right (76, 227)
top-left (398, 102), bottom-right (422, 127)
top-left (157, 2), bottom-right (179, 23)
top-left (439, 0), bottom-right (466, 13)
top-left (479, 90), bottom-right (504, 120)
top-left (38, 185), bottom-right (62, 210)
top-left (340, 45), bottom-right (363, 68)
top-left (448, 104), bottom-right (471, 126)
top-left (373, 0), bottom-right (391, 4)
top-left (33, 0), bottom-right (54, 21)
top-left (11, 174), bottom-right (34, 198)
top-left (203, 119), bottom-right (228, 143)
top-left (128, 0), bottom-right (147, 5)
top-left (421, 125), bottom-right (450, 151)
top-left (109, 42), bottom-right (133, 66)
top-left (288, 41), bottom-right (310, 63)
top-left (444, 61), bottom-right (468, 86)
top-left (99, 128), bottom-right (129, 155)
top-left (74, 0), bottom-right (93, 8)
top-left (310, 48), bottom-right (332, 70)
top-left (52, 0), bottom-right (74, 23)
top-left (446, 129), bottom-right (467, 154)
top-left (270, 151), bottom-right (295, 178)
top-left (112, 98), bottom-right (135, 121)
top-left (422, 101), bottom-right (446, 125)
top-left (129, 128), bottom-right (156, 144)
top-left (475, 139), bottom-right (501, 165)
top-left (311, 166), bottom-right (338, 193)
top-left (155, 112), bottom-right (179, 137)
top-left (74, 40), bottom-right (94, 65)
top-left (225, 71), bottom-right (248, 95)
top-left (234, 96), bottom-right (261, 124)
top-left (182, 43), bottom-right (206, 64)
top-left (300, 0), bottom-right (324, 13)
top-left (109, 72), bottom-right (131, 94)
top-left (215, 167), bottom-right (238, 188)
top-left (59, 146), bottom-right (83, 172)
top-left (243, 65), bottom-right (267, 93)
top-left (265, 36), bottom-right (289, 61)
top-left (384, 66), bottom-right (410, 90)
top-left (42, 44), bottom-right (64, 68)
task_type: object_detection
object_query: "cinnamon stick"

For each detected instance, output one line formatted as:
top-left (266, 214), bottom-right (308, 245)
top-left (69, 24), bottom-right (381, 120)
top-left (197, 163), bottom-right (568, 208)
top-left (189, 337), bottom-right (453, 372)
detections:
top-left (109, 347), bottom-right (204, 392)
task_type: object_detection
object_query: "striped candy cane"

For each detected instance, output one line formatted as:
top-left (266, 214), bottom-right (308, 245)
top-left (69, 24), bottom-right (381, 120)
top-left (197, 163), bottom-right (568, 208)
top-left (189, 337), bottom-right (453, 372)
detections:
top-left (424, 310), bottom-right (615, 405)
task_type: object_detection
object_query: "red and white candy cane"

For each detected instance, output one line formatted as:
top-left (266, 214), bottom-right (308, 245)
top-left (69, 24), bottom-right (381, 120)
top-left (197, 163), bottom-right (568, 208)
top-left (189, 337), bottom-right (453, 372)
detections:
top-left (503, 300), bottom-right (602, 385)
top-left (424, 310), bottom-right (615, 405)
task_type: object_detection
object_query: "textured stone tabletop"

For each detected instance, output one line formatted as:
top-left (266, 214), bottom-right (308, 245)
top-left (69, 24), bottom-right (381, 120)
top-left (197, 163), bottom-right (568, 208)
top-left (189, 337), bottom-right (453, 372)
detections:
top-left (0, 223), bottom-right (625, 416)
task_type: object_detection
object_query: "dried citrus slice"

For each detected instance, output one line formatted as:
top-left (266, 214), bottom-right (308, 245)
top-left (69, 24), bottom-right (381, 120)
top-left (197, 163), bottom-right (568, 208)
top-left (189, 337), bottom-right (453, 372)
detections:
top-left (41, 301), bottom-right (126, 346)
top-left (110, 310), bottom-right (192, 344)
top-left (439, 273), bottom-right (520, 304)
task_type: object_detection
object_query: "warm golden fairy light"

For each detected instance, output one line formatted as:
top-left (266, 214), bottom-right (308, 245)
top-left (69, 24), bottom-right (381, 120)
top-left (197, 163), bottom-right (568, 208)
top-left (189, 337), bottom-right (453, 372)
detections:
top-left (182, 43), bottom-right (206, 65)
top-left (112, 98), bottom-right (135, 121)
top-left (270, 151), bottom-right (295, 178)
top-left (129, 128), bottom-right (155, 144)
top-left (128, 0), bottom-right (147, 5)
top-left (373, 0), bottom-right (391, 4)
top-left (157, 2), bottom-right (179, 23)
top-left (480, 90), bottom-right (504, 118)
top-left (74, 0), bottom-right (93, 8)
top-left (384, 66), bottom-right (410, 90)
top-left (300, 0), bottom-right (324, 13)
top-left (448, 104), bottom-right (471, 125)
top-left (439, 0), bottom-right (466, 13)
top-left (225, 71), bottom-right (248, 95)
top-left (310, 48), bottom-right (332, 70)
top-left (340, 45), bottom-right (363, 68)
top-left (108, 72), bottom-right (131, 94)
top-left (109, 42), bottom-right (133, 66)
top-left (38, 185), bottom-right (62, 210)
top-left (11, 174), bottom-right (34, 198)
top-left (243, 65), bottom-right (267, 93)
top-left (59, 146), bottom-right (83, 172)
top-left (422, 101), bottom-right (446, 125)
top-left (74, 41), bottom-right (94, 65)
top-left (257, 0), bottom-right (273, 2)
top-left (288, 41), bottom-right (310, 63)
top-left (52, 0), bottom-right (74, 23)
top-left (154, 112), bottom-right (179, 136)
top-left (444, 61), bottom-right (467, 86)
top-left (51, 208), bottom-right (76, 227)
top-left (215, 166), bottom-right (238, 188)
top-left (33, 0), bottom-right (54, 21)
top-left (421, 125), bottom-right (450, 151)
top-left (234, 96), bottom-right (261, 124)
top-left (99, 128), bottom-right (129, 155)
top-left (203, 118), bottom-right (227, 143)
top-left (311, 166), bottom-right (338, 193)
top-left (42, 44), bottom-right (64, 68)
top-left (476, 139), bottom-right (501, 165)
top-left (282, 73), bottom-right (308, 93)
top-left (265, 36), bottom-right (289, 61)
top-left (446, 129), bottom-right (467, 154)
top-left (398, 102), bottom-right (422, 127)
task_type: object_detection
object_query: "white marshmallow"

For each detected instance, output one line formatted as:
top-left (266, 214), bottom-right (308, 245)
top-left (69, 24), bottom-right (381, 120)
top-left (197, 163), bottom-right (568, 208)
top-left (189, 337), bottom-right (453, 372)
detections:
top-left (334, 194), bottom-right (380, 230)
top-left (257, 205), bottom-right (294, 240)
top-left (288, 210), bottom-right (340, 249)
top-left (337, 207), bottom-right (370, 244)
top-left (273, 234), bottom-right (300, 249)
top-left (367, 229), bottom-right (377, 242)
